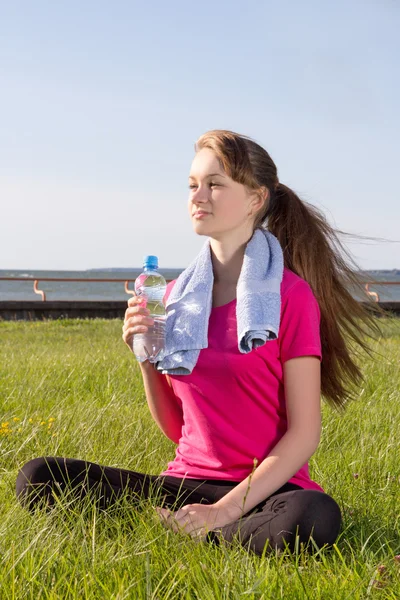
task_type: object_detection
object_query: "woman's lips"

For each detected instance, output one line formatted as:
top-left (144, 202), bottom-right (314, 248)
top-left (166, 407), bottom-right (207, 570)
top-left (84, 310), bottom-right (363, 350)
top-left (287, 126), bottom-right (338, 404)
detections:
top-left (193, 211), bottom-right (211, 219)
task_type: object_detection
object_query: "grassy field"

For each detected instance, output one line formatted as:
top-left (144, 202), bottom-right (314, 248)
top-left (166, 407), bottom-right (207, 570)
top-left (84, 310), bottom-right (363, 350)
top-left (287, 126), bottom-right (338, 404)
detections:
top-left (0, 317), bottom-right (399, 599)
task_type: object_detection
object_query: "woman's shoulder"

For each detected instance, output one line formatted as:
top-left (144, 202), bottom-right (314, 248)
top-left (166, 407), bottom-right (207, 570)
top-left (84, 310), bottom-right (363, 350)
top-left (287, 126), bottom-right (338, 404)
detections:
top-left (280, 267), bottom-right (320, 323)
top-left (281, 267), bottom-right (314, 298)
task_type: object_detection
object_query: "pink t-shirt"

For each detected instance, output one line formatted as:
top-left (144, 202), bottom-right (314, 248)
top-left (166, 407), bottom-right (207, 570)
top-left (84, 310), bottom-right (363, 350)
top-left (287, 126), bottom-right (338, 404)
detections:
top-left (159, 267), bottom-right (324, 492)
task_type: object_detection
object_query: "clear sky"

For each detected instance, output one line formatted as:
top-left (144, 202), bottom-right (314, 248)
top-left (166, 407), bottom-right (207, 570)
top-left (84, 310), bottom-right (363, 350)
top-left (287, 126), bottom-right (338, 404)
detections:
top-left (1, 0), bottom-right (399, 271)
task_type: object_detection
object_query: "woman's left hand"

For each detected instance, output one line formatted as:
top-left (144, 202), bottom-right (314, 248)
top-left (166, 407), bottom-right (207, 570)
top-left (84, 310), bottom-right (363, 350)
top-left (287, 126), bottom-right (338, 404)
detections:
top-left (155, 503), bottom-right (235, 540)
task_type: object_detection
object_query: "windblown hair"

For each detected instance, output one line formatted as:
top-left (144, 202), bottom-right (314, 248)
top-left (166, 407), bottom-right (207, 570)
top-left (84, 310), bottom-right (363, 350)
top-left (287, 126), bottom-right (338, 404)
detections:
top-left (195, 129), bottom-right (389, 410)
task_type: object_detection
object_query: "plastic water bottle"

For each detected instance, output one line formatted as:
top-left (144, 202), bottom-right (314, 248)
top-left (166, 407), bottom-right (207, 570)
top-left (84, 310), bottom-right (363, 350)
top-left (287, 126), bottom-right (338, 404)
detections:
top-left (133, 255), bottom-right (167, 363)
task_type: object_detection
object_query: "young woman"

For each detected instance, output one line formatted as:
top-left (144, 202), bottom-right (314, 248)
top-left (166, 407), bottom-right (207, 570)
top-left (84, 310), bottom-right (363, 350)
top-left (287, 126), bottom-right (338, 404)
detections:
top-left (16, 130), bottom-right (384, 556)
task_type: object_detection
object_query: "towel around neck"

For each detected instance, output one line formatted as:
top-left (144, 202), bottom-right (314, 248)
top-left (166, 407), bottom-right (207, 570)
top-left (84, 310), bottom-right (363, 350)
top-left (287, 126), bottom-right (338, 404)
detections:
top-left (155, 228), bottom-right (284, 375)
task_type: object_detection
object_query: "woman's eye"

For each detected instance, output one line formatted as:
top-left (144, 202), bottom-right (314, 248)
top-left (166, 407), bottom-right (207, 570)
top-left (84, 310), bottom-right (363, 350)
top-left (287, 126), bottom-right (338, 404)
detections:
top-left (188, 183), bottom-right (219, 189)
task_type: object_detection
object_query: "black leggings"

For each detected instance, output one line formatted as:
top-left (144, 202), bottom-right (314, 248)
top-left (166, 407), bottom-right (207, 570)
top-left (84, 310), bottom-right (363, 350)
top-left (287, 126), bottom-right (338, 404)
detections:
top-left (16, 457), bottom-right (341, 557)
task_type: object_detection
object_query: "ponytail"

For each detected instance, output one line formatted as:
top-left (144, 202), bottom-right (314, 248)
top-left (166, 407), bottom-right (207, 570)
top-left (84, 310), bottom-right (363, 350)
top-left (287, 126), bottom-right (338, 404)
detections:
top-left (264, 182), bottom-right (388, 410)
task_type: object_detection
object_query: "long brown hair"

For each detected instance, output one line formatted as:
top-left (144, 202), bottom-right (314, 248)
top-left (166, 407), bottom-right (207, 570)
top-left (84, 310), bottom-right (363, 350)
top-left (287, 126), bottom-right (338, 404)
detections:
top-left (195, 129), bottom-right (390, 410)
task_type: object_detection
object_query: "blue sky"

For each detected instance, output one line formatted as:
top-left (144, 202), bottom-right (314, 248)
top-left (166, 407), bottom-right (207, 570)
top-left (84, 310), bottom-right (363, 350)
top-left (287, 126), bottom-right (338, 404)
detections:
top-left (1, 0), bottom-right (399, 270)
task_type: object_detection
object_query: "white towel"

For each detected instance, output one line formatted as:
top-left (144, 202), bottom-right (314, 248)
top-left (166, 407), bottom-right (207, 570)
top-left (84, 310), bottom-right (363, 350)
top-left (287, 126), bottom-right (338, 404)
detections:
top-left (155, 228), bottom-right (284, 375)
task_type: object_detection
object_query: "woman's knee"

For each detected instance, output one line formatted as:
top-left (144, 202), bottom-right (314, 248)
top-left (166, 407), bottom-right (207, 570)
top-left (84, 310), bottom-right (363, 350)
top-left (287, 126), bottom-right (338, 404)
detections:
top-left (16, 456), bottom-right (63, 508)
top-left (273, 490), bottom-right (342, 551)
top-left (235, 490), bottom-right (342, 556)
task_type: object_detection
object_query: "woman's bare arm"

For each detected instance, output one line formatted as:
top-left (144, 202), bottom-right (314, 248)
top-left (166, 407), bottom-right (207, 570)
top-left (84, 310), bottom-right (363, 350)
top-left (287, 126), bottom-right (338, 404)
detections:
top-left (139, 362), bottom-right (184, 444)
top-left (214, 355), bottom-right (322, 519)
top-left (122, 295), bottom-right (184, 443)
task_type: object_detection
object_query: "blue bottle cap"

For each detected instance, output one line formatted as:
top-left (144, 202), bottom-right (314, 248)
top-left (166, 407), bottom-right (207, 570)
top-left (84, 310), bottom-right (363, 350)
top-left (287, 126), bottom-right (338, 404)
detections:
top-left (143, 255), bottom-right (159, 269)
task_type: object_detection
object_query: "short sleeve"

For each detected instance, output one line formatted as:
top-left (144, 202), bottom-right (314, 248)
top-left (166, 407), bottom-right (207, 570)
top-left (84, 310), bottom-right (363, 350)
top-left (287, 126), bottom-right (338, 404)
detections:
top-left (279, 280), bottom-right (322, 363)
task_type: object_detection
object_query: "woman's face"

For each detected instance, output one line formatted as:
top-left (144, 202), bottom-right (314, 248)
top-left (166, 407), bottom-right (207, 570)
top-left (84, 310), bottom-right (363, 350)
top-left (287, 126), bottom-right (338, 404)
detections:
top-left (188, 148), bottom-right (260, 241)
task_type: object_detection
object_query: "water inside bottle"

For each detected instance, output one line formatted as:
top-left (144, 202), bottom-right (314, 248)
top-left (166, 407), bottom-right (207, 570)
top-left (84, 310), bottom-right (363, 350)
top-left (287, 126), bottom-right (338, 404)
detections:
top-left (133, 271), bottom-right (167, 363)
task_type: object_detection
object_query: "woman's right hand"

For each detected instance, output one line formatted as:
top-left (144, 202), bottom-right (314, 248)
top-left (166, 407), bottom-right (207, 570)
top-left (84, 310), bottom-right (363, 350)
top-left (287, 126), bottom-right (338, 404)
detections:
top-left (122, 295), bottom-right (154, 353)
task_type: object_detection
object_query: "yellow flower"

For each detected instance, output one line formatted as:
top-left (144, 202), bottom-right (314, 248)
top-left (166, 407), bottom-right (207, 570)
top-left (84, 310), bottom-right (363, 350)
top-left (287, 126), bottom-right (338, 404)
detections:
top-left (48, 417), bottom-right (55, 423)
top-left (28, 418), bottom-right (33, 423)
top-left (13, 417), bottom-right (21, 422)
top-left (40, 421), bottom-right (46, 426)
top-left (1, 422), bottom-right (9, 428)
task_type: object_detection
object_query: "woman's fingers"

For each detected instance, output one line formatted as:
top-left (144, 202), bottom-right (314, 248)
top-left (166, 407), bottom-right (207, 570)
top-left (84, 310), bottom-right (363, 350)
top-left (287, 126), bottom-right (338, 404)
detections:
top-left (122, 326), bottom-right (147, 348)
top-left (127, 295), bottom-right (146, 308)
top-left (122, 298), bottom-right (154, 350)
top-left (122, 323), bottom-right (149, 345)
top-left (122, 318), bottom-right (153, 337)
top-left (123, 315), bottom-right (154, 331)
top-left (123, 295), bottom-right (155, 351)
top-left (127, 295), bottom-right (137, 307)
top-left (124, 306), bottom-right (150, 321)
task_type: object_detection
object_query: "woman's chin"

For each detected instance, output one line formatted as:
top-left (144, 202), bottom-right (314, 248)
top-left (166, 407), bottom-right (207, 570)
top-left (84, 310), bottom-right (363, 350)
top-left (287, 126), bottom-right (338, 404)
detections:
top-left (192, 221), bottom-right (211, 235)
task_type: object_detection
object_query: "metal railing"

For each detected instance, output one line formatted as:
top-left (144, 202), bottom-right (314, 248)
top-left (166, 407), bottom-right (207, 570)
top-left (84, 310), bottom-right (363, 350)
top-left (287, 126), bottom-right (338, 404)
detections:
top-left (0, 276), bottom-right (399, 302)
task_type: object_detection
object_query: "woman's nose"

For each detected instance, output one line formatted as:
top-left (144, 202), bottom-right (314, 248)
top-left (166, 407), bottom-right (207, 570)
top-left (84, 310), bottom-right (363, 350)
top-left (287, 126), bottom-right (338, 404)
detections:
top-left (192, 185), bottom-right (208, 203)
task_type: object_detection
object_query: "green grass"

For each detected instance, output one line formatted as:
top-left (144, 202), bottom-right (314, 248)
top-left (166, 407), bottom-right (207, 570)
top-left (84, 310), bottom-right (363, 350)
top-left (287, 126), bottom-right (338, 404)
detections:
top-left (1, 317), bottom-right (399, 599)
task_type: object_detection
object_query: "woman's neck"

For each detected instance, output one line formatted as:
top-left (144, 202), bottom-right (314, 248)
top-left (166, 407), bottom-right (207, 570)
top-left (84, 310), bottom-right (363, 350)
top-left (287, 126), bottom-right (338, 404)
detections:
top-left (210, 230), bottom-right (254, 285)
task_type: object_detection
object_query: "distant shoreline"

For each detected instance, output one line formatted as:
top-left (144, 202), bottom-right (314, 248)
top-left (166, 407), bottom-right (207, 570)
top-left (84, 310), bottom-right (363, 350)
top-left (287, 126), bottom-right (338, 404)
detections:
top-left (2, 268), bottom-right (399, 274)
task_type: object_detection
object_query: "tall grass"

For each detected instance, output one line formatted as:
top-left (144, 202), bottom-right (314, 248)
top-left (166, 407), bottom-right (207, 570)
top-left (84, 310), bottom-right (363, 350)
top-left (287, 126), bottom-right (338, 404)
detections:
top-left (1, 318), bottom-right (399, 599)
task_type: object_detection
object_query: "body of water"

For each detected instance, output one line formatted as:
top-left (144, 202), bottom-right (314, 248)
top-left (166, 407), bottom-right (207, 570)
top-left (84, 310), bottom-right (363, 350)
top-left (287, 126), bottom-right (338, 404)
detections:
top-left (0, 269), bottom-right (183, 302)
top-left (1, 269), bottom-right (400, 302)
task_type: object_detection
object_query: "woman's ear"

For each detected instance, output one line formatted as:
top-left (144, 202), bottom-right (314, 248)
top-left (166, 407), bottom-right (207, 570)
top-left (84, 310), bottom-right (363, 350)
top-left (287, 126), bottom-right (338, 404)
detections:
top-left (260, 186), bottom-right (270, 205)
top-left (249, 187), bottom-right (269, 217)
